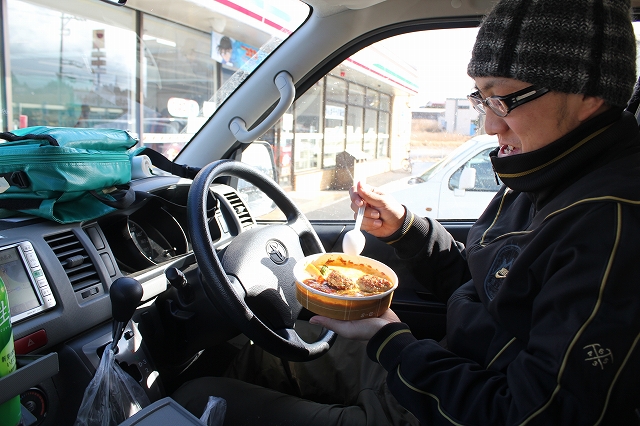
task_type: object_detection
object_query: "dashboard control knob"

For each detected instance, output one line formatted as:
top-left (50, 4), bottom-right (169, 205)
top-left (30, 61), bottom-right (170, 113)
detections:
top-left (165, 267), bottom-right (194, 303)
top-left (165, 267), bottom-right (187, 289)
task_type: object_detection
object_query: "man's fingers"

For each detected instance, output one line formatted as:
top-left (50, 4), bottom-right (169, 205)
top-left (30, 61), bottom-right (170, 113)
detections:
top-left (359, 184), bottom-right (386, 205)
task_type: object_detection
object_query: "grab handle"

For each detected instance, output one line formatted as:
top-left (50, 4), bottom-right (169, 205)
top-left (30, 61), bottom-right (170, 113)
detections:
top-left (229, 71), bottom-right (295, 143)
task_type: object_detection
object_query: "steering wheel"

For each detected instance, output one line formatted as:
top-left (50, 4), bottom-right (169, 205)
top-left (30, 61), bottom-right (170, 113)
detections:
top-left (187, 159), bottom-right (337, 361)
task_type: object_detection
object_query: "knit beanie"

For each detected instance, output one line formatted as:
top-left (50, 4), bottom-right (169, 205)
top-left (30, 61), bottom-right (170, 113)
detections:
top-left (467, 0), bottom-right (637, 107)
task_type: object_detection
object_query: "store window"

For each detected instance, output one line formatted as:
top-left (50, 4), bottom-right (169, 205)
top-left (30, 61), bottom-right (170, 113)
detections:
top-left (363, 109), bottom-right (378, 156)
top-left (326, 75), bottom-right (347, 103)
top-left (380, 93), bottom-right (391, 111)
top-left (366, 88), bottom-right (379, 108)
top-left (348, 84), bottom-right (365, 106)
top-left (7, 0), bottom-right (136, 130)
top-left (346, 84), bottom-right (365, 152)
top-left (377, 111), bottom-right (390, 158)
top-left (141, 16), bottom-right (215, 159)
top-left (346, 105), bottom-right (364, 153)
top-left (324, 103), bottom-right (345, 168)
top-left (292, 80), bottom-right (323, 175)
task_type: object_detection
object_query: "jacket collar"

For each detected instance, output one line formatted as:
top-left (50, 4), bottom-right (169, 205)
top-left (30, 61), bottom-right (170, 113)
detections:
top-left (490, 108), bottom-right (637, 207)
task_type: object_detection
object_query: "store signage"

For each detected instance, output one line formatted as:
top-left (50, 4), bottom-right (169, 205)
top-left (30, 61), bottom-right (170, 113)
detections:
top-left (325, 106), bottom-right (345, 120)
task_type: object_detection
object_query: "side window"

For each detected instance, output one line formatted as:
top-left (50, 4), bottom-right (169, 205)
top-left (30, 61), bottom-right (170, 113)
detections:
top-left (449, 148), bottom-right (500, 191)
top-left (258, 27), bottom-right (496, 221)
top-left (256, 23), bottom-right (640, 221)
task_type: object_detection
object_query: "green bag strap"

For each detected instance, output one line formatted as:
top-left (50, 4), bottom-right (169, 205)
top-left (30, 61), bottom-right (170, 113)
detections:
top-left (0, 131), bottom-right (54, 189)
top-left (0, 185), bottom-right (136, 212)
top-left (0, 171), bottom-right (30, 189)
top-left (0, 131), bottom-right (59, 146)
top-left (89, 184), bottom-right (136, 209)
top-left (0, 198), bottom-right (41, 210)
top-left (134, 147), bottom-right (201, 179)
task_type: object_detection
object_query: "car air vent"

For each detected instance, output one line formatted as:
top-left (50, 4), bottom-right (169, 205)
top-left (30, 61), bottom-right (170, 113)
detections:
top-left (44, 231), bottom-right (101, 293)
top-left (223, 192), bottom-right (255, 230)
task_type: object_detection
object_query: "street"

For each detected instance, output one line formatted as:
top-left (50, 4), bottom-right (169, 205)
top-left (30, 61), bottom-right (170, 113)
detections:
top-left (295, 159), bottom-right (435, 220)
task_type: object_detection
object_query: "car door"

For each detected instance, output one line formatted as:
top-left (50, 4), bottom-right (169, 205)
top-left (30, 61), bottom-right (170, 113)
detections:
top-left (436, 146), bottom-right (501, 219)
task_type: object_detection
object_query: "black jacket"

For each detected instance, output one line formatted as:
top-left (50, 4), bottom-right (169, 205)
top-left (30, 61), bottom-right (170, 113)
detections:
top-left (367, 109), bottom-right (640, 425)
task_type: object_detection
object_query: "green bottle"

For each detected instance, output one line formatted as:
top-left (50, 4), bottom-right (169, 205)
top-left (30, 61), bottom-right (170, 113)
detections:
top-left (0, 276), bottom-right (21, 426)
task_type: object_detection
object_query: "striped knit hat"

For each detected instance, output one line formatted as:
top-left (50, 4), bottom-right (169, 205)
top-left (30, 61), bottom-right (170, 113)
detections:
top-left (467, 0), bottom-right (637, 107)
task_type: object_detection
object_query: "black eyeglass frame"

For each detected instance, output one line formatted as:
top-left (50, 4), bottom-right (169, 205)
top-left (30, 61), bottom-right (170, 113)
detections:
top-left (467, 85), bottom-right (550, 117)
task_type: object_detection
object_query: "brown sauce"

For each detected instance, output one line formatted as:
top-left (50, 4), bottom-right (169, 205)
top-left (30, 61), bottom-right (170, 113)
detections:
top-left (303, 256), bottom-right (393, 297)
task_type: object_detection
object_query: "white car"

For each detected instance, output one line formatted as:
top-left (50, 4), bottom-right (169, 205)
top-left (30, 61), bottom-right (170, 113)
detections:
top-left (388, 134), bottom-right (501, 219)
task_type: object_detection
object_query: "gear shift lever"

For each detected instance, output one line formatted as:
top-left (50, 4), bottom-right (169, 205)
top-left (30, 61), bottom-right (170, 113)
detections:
top-left (109, 277), bottom-right (143, 350)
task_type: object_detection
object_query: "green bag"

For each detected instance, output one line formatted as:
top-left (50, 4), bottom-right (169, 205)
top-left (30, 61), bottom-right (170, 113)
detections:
top-left (0, 126), bottom-right (138, 224)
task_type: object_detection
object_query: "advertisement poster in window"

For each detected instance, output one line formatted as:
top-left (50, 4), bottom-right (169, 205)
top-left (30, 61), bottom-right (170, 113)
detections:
top-left (211, 31), bottom-right (258, 70)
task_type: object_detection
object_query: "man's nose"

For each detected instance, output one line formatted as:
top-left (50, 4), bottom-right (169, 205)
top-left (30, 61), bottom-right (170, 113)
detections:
top-left (483, 109), bottom-right (509, 135)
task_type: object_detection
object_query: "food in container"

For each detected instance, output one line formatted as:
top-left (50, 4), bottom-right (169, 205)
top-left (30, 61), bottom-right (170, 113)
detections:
top-left (293, 253), bottom-right (398, 320)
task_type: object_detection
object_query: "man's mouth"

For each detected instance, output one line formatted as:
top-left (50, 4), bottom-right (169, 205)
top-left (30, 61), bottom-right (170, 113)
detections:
top-left (498, 144), bottom-right (519, 157)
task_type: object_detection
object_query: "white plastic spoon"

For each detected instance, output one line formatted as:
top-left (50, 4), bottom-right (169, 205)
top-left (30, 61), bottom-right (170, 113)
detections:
top-left (342, 203), bottom-right (366, 255)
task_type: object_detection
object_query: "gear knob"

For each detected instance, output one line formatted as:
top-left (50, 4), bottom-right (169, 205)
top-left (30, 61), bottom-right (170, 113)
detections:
top-left (110, 277), bottom-right (143, 323)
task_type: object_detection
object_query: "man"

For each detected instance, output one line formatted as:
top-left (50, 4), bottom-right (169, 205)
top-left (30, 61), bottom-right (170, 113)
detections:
top-left (312, 0), bottom-right (640, 423)
top-left (175, 0), bottom-right (640, 424)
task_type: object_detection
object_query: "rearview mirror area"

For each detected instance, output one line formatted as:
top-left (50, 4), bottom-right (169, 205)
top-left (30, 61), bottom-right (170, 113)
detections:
top-left (97, 0), bottom-right (126, 5)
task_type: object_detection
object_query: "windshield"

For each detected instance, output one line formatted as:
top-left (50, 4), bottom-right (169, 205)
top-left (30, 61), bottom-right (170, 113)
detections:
top-left (4, 0), bottom-right (310, 159)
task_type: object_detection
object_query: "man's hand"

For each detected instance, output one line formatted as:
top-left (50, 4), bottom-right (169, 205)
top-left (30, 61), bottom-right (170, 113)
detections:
top-left (350, 182), bottom-right (406, 238)
top-left (309, 308), bottom-right (401, 341)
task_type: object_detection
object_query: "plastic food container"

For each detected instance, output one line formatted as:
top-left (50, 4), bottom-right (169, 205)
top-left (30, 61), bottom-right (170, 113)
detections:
top-left (293, 253), bottom-right (398, 320)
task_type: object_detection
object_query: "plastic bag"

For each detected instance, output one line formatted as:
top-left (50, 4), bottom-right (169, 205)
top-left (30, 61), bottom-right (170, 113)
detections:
top-left (200, 396), bottom-right (227, 426)
top-left (74, 347), bottom-right (150, 426)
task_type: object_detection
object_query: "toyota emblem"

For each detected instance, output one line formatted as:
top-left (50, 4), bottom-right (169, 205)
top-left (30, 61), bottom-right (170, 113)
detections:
top-left (266, 239), bottom-right (288, 264)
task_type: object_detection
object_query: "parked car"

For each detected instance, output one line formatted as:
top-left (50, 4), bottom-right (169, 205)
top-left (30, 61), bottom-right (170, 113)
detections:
top-left (387, 134), bottom-right (500, 219)
top-left (1, 0), bottom-right (639, 425)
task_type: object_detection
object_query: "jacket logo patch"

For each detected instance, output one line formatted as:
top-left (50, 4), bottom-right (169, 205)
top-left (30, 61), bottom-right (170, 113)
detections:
top-left (484, 244), bottom-right (520, 301)
top-left (584, 343), bottom-right (613, 370)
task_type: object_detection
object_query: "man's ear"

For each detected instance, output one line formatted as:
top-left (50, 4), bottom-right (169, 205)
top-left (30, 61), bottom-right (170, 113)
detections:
top-left (579, 96), bottom-right (608, 121)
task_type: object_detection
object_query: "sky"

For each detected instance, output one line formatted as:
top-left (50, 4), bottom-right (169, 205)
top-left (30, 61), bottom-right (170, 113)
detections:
top-left (380, 27), bottom-right (480, 107)
top-left (385, 24), bottom-right (640, 108)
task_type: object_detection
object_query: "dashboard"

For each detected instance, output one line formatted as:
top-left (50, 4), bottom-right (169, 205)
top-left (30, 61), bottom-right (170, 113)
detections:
top-left (0, 175), bottom-right (258, 425)
top-left (5, 175), bottom-right (256, 343)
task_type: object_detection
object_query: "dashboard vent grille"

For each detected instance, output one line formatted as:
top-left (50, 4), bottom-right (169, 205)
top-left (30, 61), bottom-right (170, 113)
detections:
top-left (224, 192), bottom-right (254, 230)
top-left (44, 232), bottom-right (101, 293)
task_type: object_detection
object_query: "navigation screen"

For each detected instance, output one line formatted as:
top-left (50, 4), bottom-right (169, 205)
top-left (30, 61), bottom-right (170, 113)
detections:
top-left (0, 247), bottom-right (40, 317)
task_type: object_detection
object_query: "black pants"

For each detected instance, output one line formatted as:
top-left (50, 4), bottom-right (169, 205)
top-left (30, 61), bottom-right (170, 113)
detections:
top-left (172, 321), bottom-right (419, 426)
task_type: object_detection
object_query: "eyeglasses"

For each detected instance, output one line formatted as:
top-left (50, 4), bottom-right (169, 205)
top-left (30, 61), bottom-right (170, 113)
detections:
top-left (467, 85), bottom-right (550, 117)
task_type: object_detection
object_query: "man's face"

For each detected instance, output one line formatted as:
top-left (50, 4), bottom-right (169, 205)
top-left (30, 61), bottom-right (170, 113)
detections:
top-left (474, 77), bottom-right (598, 158)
